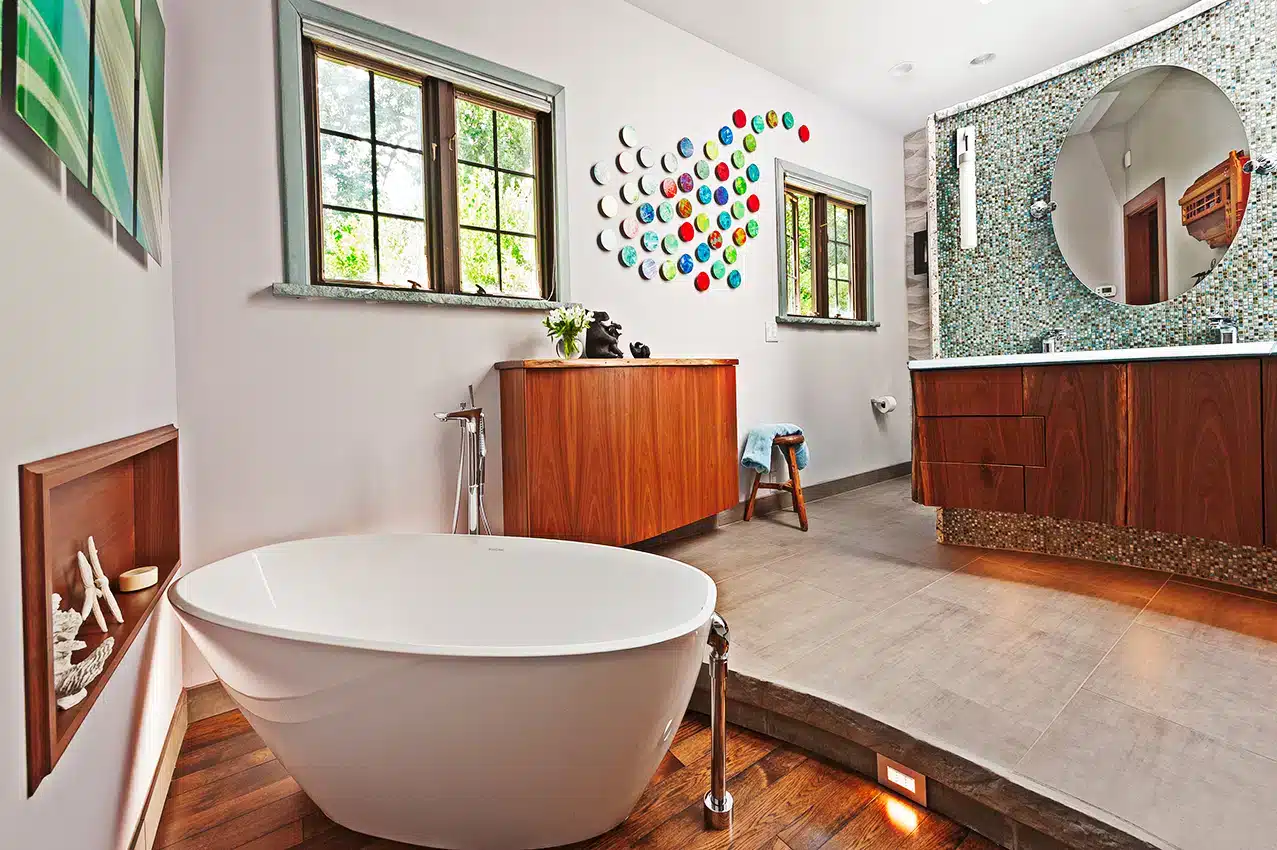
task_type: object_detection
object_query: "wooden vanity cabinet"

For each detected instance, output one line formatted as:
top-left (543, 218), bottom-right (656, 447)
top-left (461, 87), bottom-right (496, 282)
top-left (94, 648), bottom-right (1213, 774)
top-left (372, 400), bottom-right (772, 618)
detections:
top-left (1128, 359), bottom-right (1263, 546)
top-left (1266, 360), bottom-right (1277, 549)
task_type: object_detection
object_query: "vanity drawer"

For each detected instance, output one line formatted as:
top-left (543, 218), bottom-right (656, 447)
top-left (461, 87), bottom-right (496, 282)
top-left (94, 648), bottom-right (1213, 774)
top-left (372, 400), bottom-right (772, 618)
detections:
top-left (917, 416), bottom-right (1045, 466)
top-left (917, 462), bottom-right (1026, 513)
top-left (913, 368), bottom-right (1024, 416)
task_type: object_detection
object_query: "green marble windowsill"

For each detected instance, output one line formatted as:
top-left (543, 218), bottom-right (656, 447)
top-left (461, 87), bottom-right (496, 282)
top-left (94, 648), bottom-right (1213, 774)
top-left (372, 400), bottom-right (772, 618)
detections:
top-left (273, 282), bottom-right (564, 311)
top-left (776, 315), bottom-right (880, 330)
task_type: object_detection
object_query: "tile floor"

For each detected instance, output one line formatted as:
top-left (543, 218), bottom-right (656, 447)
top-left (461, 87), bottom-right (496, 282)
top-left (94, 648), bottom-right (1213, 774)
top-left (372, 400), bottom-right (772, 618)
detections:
top-left (652, 477), bottom-right (1277, 850)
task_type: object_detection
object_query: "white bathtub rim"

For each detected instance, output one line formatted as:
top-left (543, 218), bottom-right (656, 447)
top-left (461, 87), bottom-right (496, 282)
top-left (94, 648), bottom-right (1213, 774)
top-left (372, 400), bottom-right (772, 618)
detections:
top-left (168, 532), bottom-right (718, 660)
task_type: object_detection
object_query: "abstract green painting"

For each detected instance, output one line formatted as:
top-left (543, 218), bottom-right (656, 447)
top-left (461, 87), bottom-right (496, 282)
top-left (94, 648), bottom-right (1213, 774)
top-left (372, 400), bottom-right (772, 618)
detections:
top-left (134, 0), bottom-right (164, 261)
top-left (15, 0), bottom-right (92, 185)
top-left (90, 0), bottom-right (135, 232)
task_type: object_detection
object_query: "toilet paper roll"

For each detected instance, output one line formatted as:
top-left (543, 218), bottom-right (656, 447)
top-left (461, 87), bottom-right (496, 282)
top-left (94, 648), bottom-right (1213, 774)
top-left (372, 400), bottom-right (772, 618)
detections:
top-left (872, 396), bottom-right (898, 415)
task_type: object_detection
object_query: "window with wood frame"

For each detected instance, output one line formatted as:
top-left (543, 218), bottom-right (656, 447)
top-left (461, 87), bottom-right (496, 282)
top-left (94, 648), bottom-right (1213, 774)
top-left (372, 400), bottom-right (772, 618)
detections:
top-left (304, 42), bottom-right (556, 299)
top-left (783, 185), bottom-right (869, 321)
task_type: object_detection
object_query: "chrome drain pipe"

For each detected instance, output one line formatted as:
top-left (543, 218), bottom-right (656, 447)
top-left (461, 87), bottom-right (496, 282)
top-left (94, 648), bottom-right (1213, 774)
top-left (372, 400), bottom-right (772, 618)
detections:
top-left (704, 613), bottom-right (733, 830)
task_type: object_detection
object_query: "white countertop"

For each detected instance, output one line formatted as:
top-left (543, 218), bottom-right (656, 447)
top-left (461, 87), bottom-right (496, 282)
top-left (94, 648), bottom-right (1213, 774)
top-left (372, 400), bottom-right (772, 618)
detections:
top-left (909, 342), bottom-right (1277, 371)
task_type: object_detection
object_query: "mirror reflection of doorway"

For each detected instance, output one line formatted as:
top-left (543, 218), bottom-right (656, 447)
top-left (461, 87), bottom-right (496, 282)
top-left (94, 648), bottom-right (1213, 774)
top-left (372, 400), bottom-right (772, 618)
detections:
top-left (1123, 178), bottom-right (1167, 305)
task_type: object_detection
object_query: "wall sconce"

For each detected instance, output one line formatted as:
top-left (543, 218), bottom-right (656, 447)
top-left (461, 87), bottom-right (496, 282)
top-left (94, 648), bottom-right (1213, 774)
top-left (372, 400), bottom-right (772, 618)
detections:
top-left (956, 127), bottom-right (977, 250)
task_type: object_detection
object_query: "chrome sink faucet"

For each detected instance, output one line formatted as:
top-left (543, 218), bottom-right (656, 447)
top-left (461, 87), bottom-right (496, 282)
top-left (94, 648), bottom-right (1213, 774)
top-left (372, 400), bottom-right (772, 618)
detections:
top-left (1208, 316), bottom-right (1239, 345)
top-left (1040, 328), bottom-right (1067, 353)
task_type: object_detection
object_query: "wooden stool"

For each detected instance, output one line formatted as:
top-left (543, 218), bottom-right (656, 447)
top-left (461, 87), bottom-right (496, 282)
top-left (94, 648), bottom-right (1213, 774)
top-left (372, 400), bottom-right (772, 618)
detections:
top-left (743, 434), bottom-right (809, 531)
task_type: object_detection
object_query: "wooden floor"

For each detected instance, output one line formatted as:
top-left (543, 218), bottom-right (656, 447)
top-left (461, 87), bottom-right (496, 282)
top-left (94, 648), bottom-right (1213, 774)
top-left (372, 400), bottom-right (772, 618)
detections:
top-left (155, 709), bottom-right (995, 850)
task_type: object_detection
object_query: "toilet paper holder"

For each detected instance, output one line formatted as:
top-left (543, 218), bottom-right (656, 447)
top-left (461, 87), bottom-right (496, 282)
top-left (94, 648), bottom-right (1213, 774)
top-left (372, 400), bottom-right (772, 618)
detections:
top-left (871, 396), bottom-right (898, 415)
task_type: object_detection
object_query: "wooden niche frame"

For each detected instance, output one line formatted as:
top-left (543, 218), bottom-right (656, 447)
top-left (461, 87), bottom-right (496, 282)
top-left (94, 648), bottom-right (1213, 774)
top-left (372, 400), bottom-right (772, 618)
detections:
top-left (19, 425), bottom-right (181, 795)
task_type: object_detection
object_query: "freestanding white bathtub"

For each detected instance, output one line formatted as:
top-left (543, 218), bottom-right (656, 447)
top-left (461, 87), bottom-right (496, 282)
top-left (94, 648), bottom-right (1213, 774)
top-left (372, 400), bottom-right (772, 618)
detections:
top-left (169, 534), bottom-right (717, 850)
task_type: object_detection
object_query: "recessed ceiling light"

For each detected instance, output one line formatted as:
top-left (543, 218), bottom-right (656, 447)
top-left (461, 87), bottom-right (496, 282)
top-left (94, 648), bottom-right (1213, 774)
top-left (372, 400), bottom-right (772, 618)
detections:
top-left (888, 61), bottom-right (915, 77)
top-left (970, 53), bottom-right (997, 66)
top-left (979, 0), bottom-right (994, 5)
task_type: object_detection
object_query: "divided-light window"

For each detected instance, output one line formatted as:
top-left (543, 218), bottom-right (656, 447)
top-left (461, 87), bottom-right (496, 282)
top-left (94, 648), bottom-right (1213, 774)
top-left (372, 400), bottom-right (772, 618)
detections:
top-left (784, 186), bottom-right (868, 320)
top-left (305, 44), bottom-right (554, 298)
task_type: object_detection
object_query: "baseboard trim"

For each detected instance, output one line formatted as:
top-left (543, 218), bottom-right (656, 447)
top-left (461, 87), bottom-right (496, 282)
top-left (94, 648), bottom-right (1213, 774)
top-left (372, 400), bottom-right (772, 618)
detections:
top-left (188, 680), bottom-right (235, 723)
top-left (128, 689), bottom-right (189, 850)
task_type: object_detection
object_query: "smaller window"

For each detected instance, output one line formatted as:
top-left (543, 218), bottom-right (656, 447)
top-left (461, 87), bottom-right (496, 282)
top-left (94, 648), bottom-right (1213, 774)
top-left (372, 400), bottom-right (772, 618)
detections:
top-left (778, 163), bottom-right (873, 324)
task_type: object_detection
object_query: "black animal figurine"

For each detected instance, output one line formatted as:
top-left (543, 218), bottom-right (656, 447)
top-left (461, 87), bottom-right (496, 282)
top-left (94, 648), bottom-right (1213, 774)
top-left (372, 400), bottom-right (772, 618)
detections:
top-left (585, 311), bottom-right (625, 358)
top-left (629, 341), bottom-right (651, 359)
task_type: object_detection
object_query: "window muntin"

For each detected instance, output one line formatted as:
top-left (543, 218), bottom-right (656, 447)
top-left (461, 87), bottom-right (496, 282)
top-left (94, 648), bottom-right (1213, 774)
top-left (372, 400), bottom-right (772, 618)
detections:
top-left (782, 184), bottom-right (868, 321)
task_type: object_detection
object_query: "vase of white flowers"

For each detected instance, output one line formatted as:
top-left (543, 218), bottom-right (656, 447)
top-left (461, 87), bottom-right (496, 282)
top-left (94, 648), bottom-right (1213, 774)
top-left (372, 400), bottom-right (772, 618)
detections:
top-left (544, 304), bottom-right (594, 359)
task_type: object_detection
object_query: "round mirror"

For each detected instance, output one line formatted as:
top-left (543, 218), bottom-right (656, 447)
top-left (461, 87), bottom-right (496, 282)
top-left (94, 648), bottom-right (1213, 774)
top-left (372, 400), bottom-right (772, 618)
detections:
top-left (1052, 66), bottom-right (1250, 305)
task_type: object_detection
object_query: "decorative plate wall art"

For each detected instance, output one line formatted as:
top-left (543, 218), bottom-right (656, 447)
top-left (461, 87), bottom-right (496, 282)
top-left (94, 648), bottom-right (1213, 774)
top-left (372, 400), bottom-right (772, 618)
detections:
top-left (589, 113), bottom-right (809, 291)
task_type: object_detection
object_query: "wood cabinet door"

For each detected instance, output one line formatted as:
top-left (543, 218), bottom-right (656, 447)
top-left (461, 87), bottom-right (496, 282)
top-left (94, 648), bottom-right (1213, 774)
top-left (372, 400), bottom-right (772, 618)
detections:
top-left (1128, 359), bottom-right (1263, 546)
top-left (1024, 364), bottom-right (1128, 525)
top-left (1265, 360), bottom-right (1277, 548)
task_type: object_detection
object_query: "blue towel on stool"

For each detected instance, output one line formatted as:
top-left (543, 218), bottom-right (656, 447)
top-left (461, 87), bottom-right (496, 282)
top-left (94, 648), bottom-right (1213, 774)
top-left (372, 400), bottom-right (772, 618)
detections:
top-left (742, 424), bottom-right (808, 473)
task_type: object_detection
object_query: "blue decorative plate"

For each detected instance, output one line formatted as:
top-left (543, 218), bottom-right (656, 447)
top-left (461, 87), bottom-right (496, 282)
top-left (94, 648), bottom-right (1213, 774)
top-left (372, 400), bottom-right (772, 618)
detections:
top-left (695, 243), bottom-right (711, 263)
top-left (727, 269), bottom-right (742, 289)
top-left (697, 185), bottom-right (713, 205)
top-left (746, 163), bottom-right (760, 182)
top-left (657, 201), bottom-right (674, 222)
top-left (678, 137), bottom-right (695, 158)
top-left (717, 211), bottom-right (732, 229)
top-left (711, 260), bottom-right (726, 279)
top-left (751, 115), bottom-right (765, 132)
top-left (677, 254), bottom-right (695, 275)
top-left (718, 126), bottom-right (734, 145)
top-left (714, 186), bottom-right (729, 205)
top-left (641, 231), bottom-right (660, 251)
top-left (636, 203), bottom-right (655, 224)
top-left (619, 246), bottom-right (638, 267)
top-left (782, 111), bottom-right (795, 129)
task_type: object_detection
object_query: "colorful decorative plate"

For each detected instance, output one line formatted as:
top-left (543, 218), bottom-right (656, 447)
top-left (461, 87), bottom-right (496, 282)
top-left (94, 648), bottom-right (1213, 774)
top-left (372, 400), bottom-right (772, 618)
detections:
top-left (662, 234), bottom-right (679, 254)
top-left (714, 162), bottom-right (730, 182)
top-left (717, 211), bottom-right (732, 229)
top-left (718, 126), bottom-right (734, 145)
top-left (695, 160), bottom-right (711, 180)
top-left (678, 222), bottom-right (695, 242)
top-left (677, 172), bottom-right (694, 193)
top-left (598, 229), bottom-right (618, 251)
top-left (661, 260), bottom-right (678, 281)
top-left (798, 125), bottom-right (811, 142)
top-left (746, 218), bottom-right (760, 238)
top-left (697, 185), bottom-right (713, 205)
top-left (678, 137), bottom-right (695, 157)
top-left (639, 174), bottom-right (658, 195)
top-left (751, 115), bottom-right (765, 132)
top-left (657, 201), bottom-right (674, 222)
top-left (695, 213), bottom-right (710, 232)
top-left (766, 110), bottom-right (779, 128)
top-left (616, 151), bottom-right (636, 173)
top-left (637, 146), bottom-right (657, 168)
top-left (746, 163), bottom-right (760, 182)
top-left (724, 245), bottom-right (738, 264)
top-left (743, 134), bottom-right (757, 153)
top-left (636, 203), bottom-right (655, 224)
top-left (619, 245), bottom-right (638, 267)
top-left (733, 228), bottom-right (747, 246)
top-left (727, 269), bottom-right (742, 289)
top-left (733, 177), bottom-right (747, 195)
top-left (782, 111), bottom-right (795, 129)
top-left (620, 125), bottom-right (639, 147)
top-left (676, 198), bottom-right (693, 218)
top-left (640, 258), bottom-right (658, 279)
top-left (662, 152), bottom-right (678, 172)
top-left (732, 109), bottom-right (747, 129)
top-left (695, 242), bottom-right (711, 263)
top-left (747, 194), bottom-right (761, 213)
top-left (660, 178), bottom-right (678, 198)
top-left (641, 231), bottom-right (660, 251)
top-left (731, 201), bottom-right (746, 219)
top-left (599, 196), bottom-right (619, 218)
top-left (703, 140), bottom-right (719, 160)
top-left (711, 260), bottom-right (726, 279)
top-left (678, 254), bottom-right (695, 275)
top-left (591, 162), bottom-right (612, 185)
top-left (731, 150), bottom-right (745, 169)
top-left (714, 186), bottom-right (730, 206)
top-left (620, 182), bottom-right (640, 204)
top-left (708, 230), bottom-right (723, 249)
top-left (695, 272), bottom-right (710, 292)
top-left (620, 217), bottom-right (640, 239)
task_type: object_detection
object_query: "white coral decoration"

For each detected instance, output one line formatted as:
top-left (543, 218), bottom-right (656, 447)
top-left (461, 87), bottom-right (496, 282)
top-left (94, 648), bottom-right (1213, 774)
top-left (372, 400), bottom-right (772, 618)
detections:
top-left (51, 593), bottom-right (114, 710)
top-left (76, 551), bottom-right (108, 632)
top-left (87, 537), bottom-right (123, 625)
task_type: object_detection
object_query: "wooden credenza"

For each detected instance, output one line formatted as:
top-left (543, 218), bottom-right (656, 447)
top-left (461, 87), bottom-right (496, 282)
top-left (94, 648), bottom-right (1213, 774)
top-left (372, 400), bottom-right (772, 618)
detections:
top-left (912, 357), bottom-right (1268, 547)
top-left (496, 358), bottom-right (739, 546)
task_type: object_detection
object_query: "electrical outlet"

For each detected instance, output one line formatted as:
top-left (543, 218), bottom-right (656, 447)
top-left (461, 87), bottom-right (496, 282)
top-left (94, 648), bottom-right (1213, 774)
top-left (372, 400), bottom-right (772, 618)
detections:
top-left (765, 319), bottom-right (779, 343)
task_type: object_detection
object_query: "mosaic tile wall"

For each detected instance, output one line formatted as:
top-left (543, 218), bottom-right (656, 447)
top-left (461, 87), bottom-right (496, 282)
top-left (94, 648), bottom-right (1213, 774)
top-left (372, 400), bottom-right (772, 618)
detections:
top-left (933, 0), bottom-right (1277, 356)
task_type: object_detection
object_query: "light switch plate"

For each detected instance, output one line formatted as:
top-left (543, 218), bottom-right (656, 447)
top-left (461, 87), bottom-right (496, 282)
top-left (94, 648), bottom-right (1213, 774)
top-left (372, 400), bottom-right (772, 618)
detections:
top-left (765, 319), bottom-right (779, 343)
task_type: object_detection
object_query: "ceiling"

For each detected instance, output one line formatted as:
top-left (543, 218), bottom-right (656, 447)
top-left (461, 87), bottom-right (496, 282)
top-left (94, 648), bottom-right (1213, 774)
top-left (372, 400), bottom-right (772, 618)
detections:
top-left (624, 0), bottom-right (1203, 133)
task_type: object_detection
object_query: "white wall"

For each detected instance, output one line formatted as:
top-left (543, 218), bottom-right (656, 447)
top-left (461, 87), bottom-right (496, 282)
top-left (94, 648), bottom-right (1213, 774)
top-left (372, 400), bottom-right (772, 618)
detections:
top-left (1054, 133), bottom-right (1124, 298)
top-left (0, 120), bottom-right (180, 847)
top-left (169, 0), bottom-right (909, 684)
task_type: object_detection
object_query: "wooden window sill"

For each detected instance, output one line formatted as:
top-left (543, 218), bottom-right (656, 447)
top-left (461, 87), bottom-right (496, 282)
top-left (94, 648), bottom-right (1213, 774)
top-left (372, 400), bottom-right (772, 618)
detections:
top-left (776, 315), bottom-right (880, 330)
top-left (273, 282), bottom-right (563, 311)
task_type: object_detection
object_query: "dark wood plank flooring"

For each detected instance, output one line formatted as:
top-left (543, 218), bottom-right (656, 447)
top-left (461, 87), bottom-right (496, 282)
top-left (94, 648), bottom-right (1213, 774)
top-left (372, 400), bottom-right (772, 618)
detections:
top-left (156, 710), bottom-right (995, 850)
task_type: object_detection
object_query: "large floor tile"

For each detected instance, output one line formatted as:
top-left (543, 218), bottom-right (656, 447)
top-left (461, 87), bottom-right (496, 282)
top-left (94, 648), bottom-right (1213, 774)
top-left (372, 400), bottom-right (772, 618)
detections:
top-left (1018, 689), bottom-right (1277, 850)
top-left (776, 593), bottom-right (1107, 766)
top-left (767, 544), bottom-right (956, 613)
top-left (655, 522), bottom-right (798, 582)
top-left (921, 556), bottom-right (1161, 652)
top-left (1136, 580), bottom-right (1277, 661)
top-left (1084, 623), bottom-right (1277, 761)
top-left (1019, 555), bottom-right (1170, 601)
